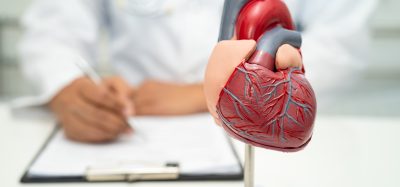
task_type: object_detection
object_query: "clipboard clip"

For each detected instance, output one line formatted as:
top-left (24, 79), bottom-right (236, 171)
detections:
top-left (85, 162), bottom-right (179, 182)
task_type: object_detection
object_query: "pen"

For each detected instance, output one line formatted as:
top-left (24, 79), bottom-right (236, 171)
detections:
top-left (75, 57), bottom-right (102, 85)
top-left (75, 57), bottom-right (134, 131)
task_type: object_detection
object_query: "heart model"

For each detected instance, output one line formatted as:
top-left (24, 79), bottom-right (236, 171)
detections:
top-left (205, 0), bottom-right (317, 152)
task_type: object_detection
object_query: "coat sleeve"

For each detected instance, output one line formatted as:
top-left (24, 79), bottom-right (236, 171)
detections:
top-left (19, 0), bottom-right (105, 101)
top-left (298, 0), bottom-right (377, 96)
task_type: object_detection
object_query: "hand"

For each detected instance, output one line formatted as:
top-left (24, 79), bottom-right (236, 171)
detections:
top-left (49, 77), bottom-right (132, 143)
top-left (133, 80), bottom-right (207, 116)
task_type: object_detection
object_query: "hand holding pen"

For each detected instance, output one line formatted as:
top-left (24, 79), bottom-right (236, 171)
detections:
top-left (48, 57), bottom-right (134, 143)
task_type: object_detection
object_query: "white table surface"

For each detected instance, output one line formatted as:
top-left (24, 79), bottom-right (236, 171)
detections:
top-left (1, 103), bottom-right (400, 187)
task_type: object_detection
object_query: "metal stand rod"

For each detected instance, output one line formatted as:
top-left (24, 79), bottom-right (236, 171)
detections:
top-left (244, 144), bottom-right (254, 187)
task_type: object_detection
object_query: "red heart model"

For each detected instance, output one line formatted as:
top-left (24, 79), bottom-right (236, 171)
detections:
top-left (216, 0), bottom-right (316, 152)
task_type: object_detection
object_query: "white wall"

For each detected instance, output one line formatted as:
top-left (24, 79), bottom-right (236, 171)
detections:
top-left (369, 0), bottom-right (400, 79)
top-left (0, 0), bottom-right (32, 17)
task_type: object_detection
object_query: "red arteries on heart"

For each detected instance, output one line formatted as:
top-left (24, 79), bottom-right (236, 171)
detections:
top-left (216, 0), bottom-right (317, 152)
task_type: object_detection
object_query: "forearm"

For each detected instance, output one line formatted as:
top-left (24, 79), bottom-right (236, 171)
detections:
top-left (188, 83), bottom-right (208, 113)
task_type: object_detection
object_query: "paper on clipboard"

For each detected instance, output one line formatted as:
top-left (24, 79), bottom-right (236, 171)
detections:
top-left (27, 114), bottom-right (242, 178)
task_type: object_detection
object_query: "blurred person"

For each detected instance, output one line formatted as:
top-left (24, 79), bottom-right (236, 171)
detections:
top-left (19, 0), bottom-right (376, 143)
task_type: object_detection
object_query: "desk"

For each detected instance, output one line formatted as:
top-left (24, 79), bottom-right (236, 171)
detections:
top-left (1, 103), bottom-right (400, 187)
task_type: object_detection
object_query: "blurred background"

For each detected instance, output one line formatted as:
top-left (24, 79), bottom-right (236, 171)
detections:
top-left (0, 0), bottom-right (399, 116)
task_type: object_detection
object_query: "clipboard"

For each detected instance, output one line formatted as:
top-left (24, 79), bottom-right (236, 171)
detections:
top-left (20, 114), bottom-right (244, 183)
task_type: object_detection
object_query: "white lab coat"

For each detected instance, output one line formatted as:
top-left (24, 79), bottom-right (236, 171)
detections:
top-left (19, 0), bottom-right (377, 104)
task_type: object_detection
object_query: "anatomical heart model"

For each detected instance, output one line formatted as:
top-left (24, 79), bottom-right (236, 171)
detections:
top-left (204, 0), bottom-right (317, 185)
top-left (206, 0), bottom-right (317, 151)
